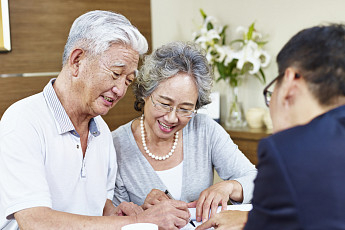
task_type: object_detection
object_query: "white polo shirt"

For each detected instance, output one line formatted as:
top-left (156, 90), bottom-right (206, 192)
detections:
top-left (0, 79), bottom-right (117, 229)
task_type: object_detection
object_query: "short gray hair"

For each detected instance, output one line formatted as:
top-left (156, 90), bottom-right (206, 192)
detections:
top-left (133, 41), bottom-right (213, 111)
top-left (62, 10), bottom-right (148, 66)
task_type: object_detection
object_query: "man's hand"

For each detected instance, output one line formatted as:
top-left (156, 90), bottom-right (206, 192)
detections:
top-left (196, 210), bottom-right (248, 230)
top-left (113, 202), bottom-right (144, 216)
top-left (103, 199), bottom-right (143, 216)
top-left (137, 199), bottom-right (190, 230)
top-left (142, 189), bottom-right (170, 210)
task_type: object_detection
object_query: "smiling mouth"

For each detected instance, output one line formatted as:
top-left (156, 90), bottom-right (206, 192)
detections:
top-left (102, 96), bottom-right (114, 103)
top-left (158, 120), bottom-right (174, 129)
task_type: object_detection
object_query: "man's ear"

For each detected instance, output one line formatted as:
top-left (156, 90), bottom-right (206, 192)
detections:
top-left (280, 67), bottom-right (301, 107)
top-left (69, 48), bottom-right (85, 77)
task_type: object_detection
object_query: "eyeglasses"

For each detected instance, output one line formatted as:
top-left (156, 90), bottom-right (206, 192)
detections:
top-left (263, 74), bottom-right (281, 107)
top-left (263, 73), bottom-right (301, 107)
top-left (150, 95), bottom-right (197, 118)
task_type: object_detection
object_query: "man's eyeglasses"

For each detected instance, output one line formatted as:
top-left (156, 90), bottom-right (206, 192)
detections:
top-left (263, 74), bottom-right (281, 107)
top-left (150, 95), bottom-right (197, 118)
top-left (263, 73), bottom-right (301, 107)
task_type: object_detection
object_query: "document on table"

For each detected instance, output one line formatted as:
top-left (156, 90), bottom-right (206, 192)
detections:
top-left (181, 204), bottom-right (252, 230)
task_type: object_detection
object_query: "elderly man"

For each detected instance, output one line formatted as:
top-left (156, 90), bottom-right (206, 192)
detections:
top-left (197, 24), bottom-right (345, 229)
top-left (0, 10), bottom-right (190, 230)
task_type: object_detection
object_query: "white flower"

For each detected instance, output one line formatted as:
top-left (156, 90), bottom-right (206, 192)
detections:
top-left (195, 28), bottom-right (220, 45)
top-left (214, 45), bottom-right (227, 62)
top-left (204, 16), bottom-right (218, 28)
top-left (234, 40), bottom-right (264, 74)
top-left (259, 50), bottom-right (271, 67)
top-left (236, 26), bottom-right (262, 40)
top-left (193, 10), bottom-right (270, 86)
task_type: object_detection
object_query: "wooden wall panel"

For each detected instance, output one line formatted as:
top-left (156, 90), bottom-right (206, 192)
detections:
top-left (0, 0), bottom-right (151, 73)
top-left (0, 0), bottom-right (150, 129)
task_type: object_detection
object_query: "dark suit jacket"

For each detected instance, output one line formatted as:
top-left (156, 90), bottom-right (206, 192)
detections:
top-left (245, 105), bottom-right (345, 230)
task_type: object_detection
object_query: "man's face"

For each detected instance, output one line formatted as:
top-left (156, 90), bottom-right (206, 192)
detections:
top-left (77, 43), bottom-right (139, 117)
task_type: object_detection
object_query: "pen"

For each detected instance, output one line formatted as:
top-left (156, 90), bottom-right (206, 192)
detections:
top-left (164, 190), bottom-right (196, 227)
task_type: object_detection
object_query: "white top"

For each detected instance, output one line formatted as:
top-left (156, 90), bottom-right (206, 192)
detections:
top-left (0, 79), bottom-right (117, 230)
top-left (156, 162), bottom-right (183, 200)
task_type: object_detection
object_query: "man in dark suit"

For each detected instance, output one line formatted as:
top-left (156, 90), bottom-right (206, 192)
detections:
top-left (197, 24), bottom-right (345, 230)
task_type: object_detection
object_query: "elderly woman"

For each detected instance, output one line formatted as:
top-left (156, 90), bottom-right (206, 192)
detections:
top-left (112, 41), bottom-right (257, 222)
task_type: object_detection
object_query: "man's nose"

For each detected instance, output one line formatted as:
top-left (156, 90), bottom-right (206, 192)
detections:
top-left (111, 77), bottom-right (126, 98)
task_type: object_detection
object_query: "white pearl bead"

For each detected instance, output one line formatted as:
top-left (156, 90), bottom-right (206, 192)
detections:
top-left (140, 114), bottom-right (178, 161)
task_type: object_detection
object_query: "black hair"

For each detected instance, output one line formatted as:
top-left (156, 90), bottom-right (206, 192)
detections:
top-left (277, 24), bottom-right (345, 105)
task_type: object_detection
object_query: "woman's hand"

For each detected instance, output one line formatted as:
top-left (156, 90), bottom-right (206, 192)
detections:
top-left (196, 210), bottom-right (248, 230)
top-left (189, 180), bottom-right (243, 222)
top-left (142, 189), bottom-right (170, 210)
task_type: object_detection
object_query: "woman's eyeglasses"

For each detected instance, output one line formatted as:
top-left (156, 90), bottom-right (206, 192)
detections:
top-left (150, 95), bottom-right (197, 118)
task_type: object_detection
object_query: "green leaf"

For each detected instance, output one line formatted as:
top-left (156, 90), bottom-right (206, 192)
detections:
top-left (230, 39), bottom-right (244, 45)
top-left (219, 25), bottom-right (228, 45)
top-left (256, 41), bottom-right (268, 46)
top-left (247, 22), bottom-right (255, 40)
top-left (200, 9), bottom-right (207, 20)
top-left (259, 68), bottom-right (266, 83)
top-left (207, 22), bottom-right (214, 30)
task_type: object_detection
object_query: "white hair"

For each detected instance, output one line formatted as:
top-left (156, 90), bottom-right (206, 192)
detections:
top-left (62, 10), bottom-right (148, 66)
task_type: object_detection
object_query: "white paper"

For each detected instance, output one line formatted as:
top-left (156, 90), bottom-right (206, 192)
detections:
top-left (181, 204), bottom-right (252, 230)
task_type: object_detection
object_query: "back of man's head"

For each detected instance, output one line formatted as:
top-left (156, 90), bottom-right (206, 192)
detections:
top-left (62, 10), bottom-right (148, 66)
top-left (277, 24), bottom-right (345, 106)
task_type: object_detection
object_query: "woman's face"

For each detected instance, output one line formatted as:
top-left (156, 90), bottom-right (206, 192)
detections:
top-left (143, 73), bottom-right (198, 140)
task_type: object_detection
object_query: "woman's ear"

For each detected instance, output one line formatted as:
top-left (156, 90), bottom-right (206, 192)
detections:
top-left (69, 48), bottom-right (85, 77)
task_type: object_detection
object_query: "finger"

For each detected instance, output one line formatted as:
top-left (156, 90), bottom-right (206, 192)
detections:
top-left (196, 195), bottom-right (206, 222)
top-left (133, 204), bottom-right (144, 215)
top-left (158, 193), bottom-right (170, 201)
top-left (221, 200), bottom-right (228, 211)
top-left (187, 200), bottom-right (197, 208)
top-left (174, 215), bottom-right (190, 229)
top-left (202, 197), bottom-right (213, 222)
top-left (141, 203), bottom-right (151, 210)
top-left (169, 200), bottom-right (189, 211)
top-left (195, 218), bottom-right (217, 230)
top-left (210, 198), bottom-right (220, 218)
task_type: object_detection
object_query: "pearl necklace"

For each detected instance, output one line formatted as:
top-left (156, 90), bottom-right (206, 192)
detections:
top-left (140, 115), bottom-right (178, 161)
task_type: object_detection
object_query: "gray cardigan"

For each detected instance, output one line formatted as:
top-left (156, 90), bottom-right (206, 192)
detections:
top-left (112, 114), bottom-right (257, 206)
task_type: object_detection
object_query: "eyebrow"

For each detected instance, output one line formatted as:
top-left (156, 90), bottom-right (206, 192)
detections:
top-left (110, 63), bottom-right (138, 77)
top-left (112, 62), bottom-right (125, 67)
top-left (158, 95), bottom-right (195, 106)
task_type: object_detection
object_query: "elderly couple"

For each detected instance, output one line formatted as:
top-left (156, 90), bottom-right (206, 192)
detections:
top-left (1, 10), bottom-right (345, 230)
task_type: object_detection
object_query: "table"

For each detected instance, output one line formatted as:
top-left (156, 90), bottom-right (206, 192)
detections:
top-left (225, 126), bottom-right (272, 165)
